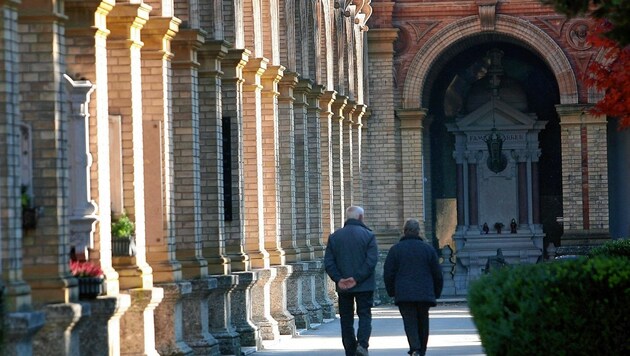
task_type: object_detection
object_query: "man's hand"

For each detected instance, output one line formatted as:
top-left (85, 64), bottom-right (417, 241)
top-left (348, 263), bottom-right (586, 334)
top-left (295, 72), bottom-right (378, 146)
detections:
top-left (338, 277), bottom-right (357, 290)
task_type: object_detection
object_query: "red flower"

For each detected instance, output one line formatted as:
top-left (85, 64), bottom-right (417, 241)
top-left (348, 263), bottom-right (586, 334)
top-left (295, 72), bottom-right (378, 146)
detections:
top-left (70, 260), bottom-right (104, 278)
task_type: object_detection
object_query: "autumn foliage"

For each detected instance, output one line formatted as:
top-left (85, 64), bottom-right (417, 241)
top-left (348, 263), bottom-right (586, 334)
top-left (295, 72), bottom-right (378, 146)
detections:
top-left (583, 20), bottom-right (630, 129)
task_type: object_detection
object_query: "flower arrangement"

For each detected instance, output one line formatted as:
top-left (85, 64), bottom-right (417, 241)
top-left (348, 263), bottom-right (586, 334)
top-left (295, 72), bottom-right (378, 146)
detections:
top-left (70, 260), bottom-right (104, 278)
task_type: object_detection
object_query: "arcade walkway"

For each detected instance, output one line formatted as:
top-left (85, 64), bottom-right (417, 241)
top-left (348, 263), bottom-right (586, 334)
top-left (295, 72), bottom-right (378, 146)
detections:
top-left (253, 302), bottom-right (485, 355)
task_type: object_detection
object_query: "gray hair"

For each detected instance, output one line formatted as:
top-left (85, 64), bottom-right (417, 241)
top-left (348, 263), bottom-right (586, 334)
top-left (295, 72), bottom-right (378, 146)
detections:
top-left (346, 206), bottom-right (364, 220)
top-left (403, 218), bottom-right (421, 237)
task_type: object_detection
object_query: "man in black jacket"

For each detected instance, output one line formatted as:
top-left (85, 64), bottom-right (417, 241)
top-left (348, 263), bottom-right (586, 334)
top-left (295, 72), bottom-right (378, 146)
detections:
top-left (325, 206), bottom-right (379, 356)
top-left (383, 218), bottom-right (443, 356)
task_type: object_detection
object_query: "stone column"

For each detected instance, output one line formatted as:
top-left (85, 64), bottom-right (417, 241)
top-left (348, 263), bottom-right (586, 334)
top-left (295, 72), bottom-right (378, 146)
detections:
top-left (107, 5), bottom-right (163, 354)
top-left (277, 72), bottom-right (300, 263)
top-left (18, 0), bottom-right (76, 306)
top-left (293, 78), bottom-right (314, 260)
top-left (398, 108), bottom-right (427, 230)
top-left (468, 163), bottom-right (478, 227)
top-left (65, 0), bottom-right (120, 294)
top-left (556, 104), bottom-right (609, 246)
top-left (260, 65), bottom-right (286, 266)
top-left (312, 260), bottom-right (335, 319)
top-left (302, 261), bottom-right (323, 325)
top-left (221, 48), bottom-right (250, 273)
top-left (1, 2), bottom-right (45, 353)
top-left (331, 96), bottom-right (347, 228)
top-left (307, 85), bottom-right (326, 259)
top-left (140, 15), bottom-right (193, 356)
top-left (241, 57), bottom-right (270, 269)
top-left (250, 269), bottom-right (279, 340)
top-left (171, 29), bottom-right (209, 279)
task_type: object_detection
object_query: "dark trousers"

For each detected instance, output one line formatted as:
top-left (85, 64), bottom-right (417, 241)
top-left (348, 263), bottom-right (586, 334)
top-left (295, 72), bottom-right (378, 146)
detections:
top-left (398, 302), bottom-right (431, 355)
top-left (338, 291), bottom-right (374, 356)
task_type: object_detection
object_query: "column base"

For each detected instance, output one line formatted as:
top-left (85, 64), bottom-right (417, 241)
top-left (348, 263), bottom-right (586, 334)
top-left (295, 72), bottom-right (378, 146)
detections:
top-left (4, 311), bottom-right (45, 355)
top-left (33, 303), bottom-right (86, 355)
top-left (208, 275), bottom-right (241, 356)
top-left (286, 262), bottom-right (310, 329)
top-left (154, 282), bottom-right (194, 355)
top-left (77, 295), bottom-right (131, 355)
top-left (120, 288), bottom-right (164, 356)
top-left (183, 278), bottom-right (221, 356)
top-left (231, 271), bottom-right (260, 348)
top-left (270, 265), bottom-right (296, 336)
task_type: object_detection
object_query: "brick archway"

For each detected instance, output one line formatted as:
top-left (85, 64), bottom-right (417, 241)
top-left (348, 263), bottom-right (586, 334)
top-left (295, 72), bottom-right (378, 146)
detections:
top-left (402, 15), bottom-right (578, 109)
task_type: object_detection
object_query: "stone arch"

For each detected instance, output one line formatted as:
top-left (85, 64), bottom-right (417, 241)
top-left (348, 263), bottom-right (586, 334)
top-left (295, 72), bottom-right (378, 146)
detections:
top-left (402, 15), bottom-right (578, 109)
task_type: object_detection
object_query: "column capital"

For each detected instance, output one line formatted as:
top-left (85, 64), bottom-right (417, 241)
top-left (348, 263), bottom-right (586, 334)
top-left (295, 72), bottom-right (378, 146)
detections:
top-left (556, 104), bottom-right (606, 125)
top-left (397, 108), bottom-right (427, 130)
top-left (107, 2), bottom-right (151, 39)
top-left (367, 28), bottom-right (399, 55)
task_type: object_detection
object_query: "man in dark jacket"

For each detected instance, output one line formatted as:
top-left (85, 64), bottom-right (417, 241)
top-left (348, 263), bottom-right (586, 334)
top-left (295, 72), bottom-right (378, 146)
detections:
top-left (383, 218), bottom-right (443, 356)
top-left (325, 206), bottom-right (378, 356)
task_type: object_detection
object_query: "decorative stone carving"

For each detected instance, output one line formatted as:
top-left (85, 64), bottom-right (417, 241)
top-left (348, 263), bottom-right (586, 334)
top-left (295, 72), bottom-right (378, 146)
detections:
top-left (566, 21), bottom-right (592, 50)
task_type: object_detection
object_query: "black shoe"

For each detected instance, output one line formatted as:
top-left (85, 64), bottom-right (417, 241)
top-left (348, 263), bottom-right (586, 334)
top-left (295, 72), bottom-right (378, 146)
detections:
top-left (356, 345), bottom-right (369, 356)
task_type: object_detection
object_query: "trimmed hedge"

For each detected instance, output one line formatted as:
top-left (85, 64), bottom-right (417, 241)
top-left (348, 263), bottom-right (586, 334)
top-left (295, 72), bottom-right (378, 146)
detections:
top-left (468, 256), bottom-right (630, 355)
top-left (589, 238), bottom-right (630, 258)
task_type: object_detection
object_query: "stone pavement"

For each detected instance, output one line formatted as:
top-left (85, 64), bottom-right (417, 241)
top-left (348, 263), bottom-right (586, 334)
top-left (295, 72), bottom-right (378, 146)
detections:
top-left (253, 302), bottom-right (486, 356)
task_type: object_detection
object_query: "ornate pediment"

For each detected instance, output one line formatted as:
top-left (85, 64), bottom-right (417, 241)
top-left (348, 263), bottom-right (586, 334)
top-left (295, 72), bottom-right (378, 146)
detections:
top-left (453, 99), bottom-right (539, 131)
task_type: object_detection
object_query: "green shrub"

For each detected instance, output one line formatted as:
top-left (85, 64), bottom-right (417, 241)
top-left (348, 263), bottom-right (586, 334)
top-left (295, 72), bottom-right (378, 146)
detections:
top-left (588, 238), bottom-right (630, 258)
top-left (111, 214), bottom-right (135, 239)
top-left (468, 257), bottom-right (630, 356)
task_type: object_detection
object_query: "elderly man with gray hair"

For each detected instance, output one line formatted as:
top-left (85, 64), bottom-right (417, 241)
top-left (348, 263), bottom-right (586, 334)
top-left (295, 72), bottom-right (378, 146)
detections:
top-left (383, 218), bottom-right (443, 356)
top-left (325, 206), bottom-right (378, 356)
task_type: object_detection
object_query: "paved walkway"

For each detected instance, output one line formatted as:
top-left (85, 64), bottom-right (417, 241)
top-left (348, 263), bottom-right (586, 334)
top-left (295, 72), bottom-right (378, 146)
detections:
top-left (254, 303), bottom-right (486, 356)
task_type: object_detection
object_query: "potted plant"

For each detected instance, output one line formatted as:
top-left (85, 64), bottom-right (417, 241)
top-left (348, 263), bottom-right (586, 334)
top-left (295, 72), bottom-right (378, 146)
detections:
top-left (70, 260), bottom-right (104, 299)
top-left (111, 213), bottom-right (136, 256)
top-left (21, 185), bottom-right (38, 230)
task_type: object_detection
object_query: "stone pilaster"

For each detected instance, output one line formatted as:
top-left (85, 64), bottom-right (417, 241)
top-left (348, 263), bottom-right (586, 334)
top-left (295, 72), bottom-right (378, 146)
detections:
top-left (398, 108), bottom-right (427, 231)
top-left (171, 29), bottom-right (210, 280)
top-left (556, 104), bottom-right (610, 249)
top-left (307, 85), bottom-right (326, 260)
top-left (343, 102), bottom-right (357, 205)
top-left (230, 271), bottom-right (260, 348)
top-left (120, 288), bottom-right (164, 356)
top-left (318, 90), bottom-right (337, 252)
top-left (353, 105), bottom-right (367, 206)
top-left (77, 295), bottom-right (131, 355)
top-left (250, 269), bottom-right (280, 340)
top-left (278, 72), bottom-right (301, 263)
top-left (221, 48), bottom-right (251, 273)
top-left (366, 28), bottom-right (400, 233)
top-left (182, 278), bottom-right (221, 356)
top-left (33, 303), bottom-right (87, 355)
top-left (331, 96), bottom-right (348, 229)
top-left (242, 57), bottom-right (270, 269)
top-left (286, 263), bottom-right (310, 329)
top-left (270, 265), bottom-right (296, 335)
